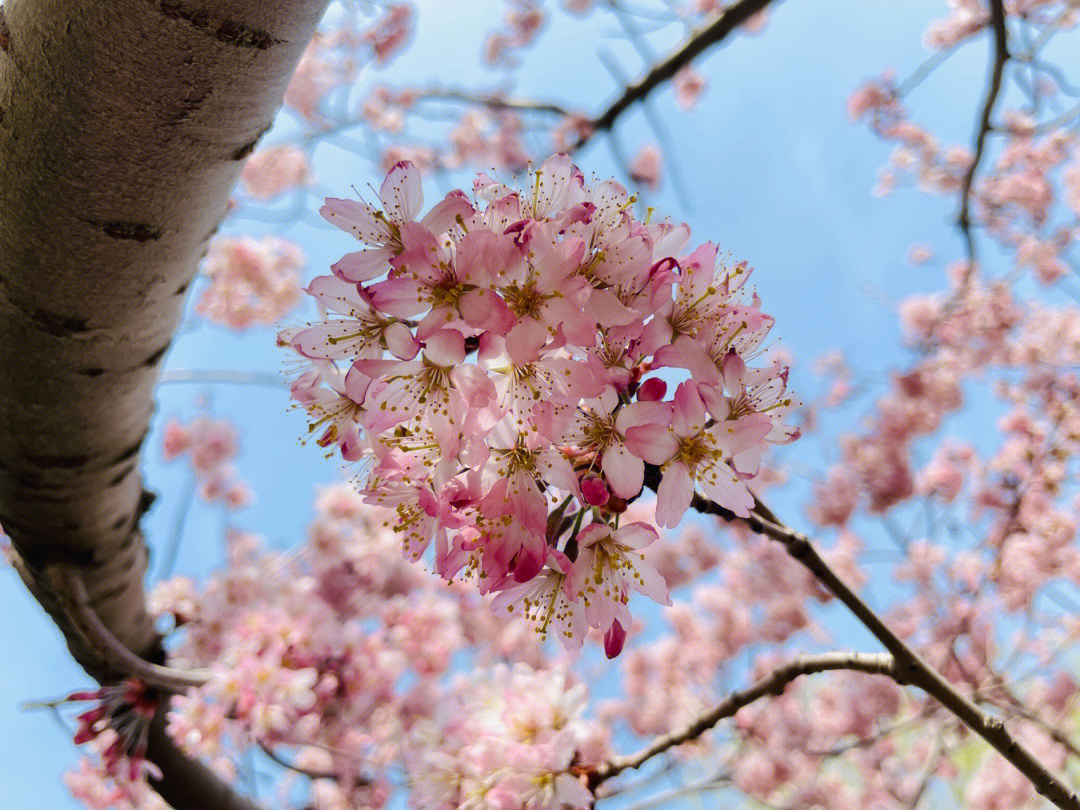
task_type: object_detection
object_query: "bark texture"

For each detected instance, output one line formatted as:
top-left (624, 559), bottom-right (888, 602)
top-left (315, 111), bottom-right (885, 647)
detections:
top-left (0, 0), bottom-right (327, 804)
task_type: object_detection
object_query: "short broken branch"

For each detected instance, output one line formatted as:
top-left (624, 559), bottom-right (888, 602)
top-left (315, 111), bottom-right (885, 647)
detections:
top-left (46, 564), bottom-right (210, 692)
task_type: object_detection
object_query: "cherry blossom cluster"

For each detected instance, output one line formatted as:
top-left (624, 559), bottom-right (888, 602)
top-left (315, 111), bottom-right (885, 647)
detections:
top-left (143, 485), bottom-right (603, 809)
top-left (405, 665), bottom-right (602, 809)
top-left (238, 146), bottom-right (310, 201)
top-left (162, 417), bottom-right (252, 508)
top-left (65, 755), bottom-right (169, 810)
top-left (281, 155), bottom-right (799, 653)
top-left (196, 236), bottom-right (304, 330)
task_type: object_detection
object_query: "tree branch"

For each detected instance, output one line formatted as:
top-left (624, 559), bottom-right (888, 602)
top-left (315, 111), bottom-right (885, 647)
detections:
top-left (590, 651), bottom-right (897, 786)
top-left (578, 0), bottom-right (779, 148)
top-left (417, 88), bottom-right (571, 117)
top-left (956, 0), bottom-right (1008, 267)
top-left (642, 466), bottom-right (1080, 809)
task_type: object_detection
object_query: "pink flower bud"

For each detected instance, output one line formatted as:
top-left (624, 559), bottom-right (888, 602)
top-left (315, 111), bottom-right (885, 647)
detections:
top-left (604, 619), bottom-right (627, 659)
top-left (581, 475), bottom-right (610, 506)
top-left (637, 377), bottom-right (667, 401)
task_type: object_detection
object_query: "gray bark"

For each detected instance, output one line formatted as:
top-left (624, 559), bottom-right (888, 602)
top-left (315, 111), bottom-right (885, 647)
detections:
top-left (0, 0), bottom-right (329, 806)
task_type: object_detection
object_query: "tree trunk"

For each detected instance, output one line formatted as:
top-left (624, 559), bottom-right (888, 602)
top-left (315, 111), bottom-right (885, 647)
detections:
top-left (0, 0), bottom-right (328, 805)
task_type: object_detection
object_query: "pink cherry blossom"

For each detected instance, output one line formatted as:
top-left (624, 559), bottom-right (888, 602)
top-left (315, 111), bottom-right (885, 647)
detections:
top-left (239, 145), bottom-right (310, 200)
top-left (674, 66), bottom-right (708, 110)
top-left (629, 144), bottom-right (663, 190)
top-left (284, 157), bottom-right (797, 650)
top-left (197, 236), bottom-right (304, 329)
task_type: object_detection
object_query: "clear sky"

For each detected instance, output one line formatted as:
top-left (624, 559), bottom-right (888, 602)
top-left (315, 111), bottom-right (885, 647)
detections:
top-left (0, 1), bottom-right (1001, 807)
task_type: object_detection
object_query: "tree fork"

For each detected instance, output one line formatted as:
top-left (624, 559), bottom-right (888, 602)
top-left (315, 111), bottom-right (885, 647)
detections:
top-left (0, 0), bottom-right (329, 805)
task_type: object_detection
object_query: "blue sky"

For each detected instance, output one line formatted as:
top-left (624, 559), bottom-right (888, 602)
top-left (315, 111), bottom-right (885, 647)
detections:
top-left (0, 1), bottom-right (1014, 806)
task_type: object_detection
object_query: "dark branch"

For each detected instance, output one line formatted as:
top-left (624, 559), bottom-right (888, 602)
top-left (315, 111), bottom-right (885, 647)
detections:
top-left (642, 465), bottom-right (1080, 809)
top-left (590, 651), bottom-right (897, 786)
top-left (956, 0), bottom-right (1009, 267)
top-left (147, 711), bottom-right (263, 810)
top-left (580, 0), bottom-right (778, 147)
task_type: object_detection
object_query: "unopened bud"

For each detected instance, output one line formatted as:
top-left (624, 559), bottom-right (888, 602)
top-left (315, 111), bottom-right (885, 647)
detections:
top-left (637, 377), bottom-right (667, 401)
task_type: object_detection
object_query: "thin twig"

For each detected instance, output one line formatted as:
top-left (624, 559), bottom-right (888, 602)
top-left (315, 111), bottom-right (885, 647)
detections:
top-left (158, 369), bottom-right (285, 389)
top-left (974, 678), bottom-right (1080, 761)
top-left (158, 471), bottom-right (198, 580)
top-left (258, 741), bottom-right (343, 781)
top-left (1030, 100), bottom-right (1080, 134)
top-left (904, 733), bottom-right (944, 809)
top-left (896, 40), bottom-right (965, 97)
top-left (590, 651), bottom-right (897, 785)
top-left (417, 88), bottom-right (570, 117)
top-left (615, 769), bottom-right (731, 810)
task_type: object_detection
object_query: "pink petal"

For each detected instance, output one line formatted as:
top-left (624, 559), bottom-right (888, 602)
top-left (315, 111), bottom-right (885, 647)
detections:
top-left (545, 357), bottom-right (605, 401)
top-left (320, 198), bottom-right (386, 244)
top-left (306, 274), bottom-right (366, 314)
top-left (636, 377), bottom-right (667, 401)
top-left (613, 521), bottom-right (657, 550)
top-left (420, 190), bottom-right (474, 234)
top-left (655, 462), bottom-right (694, 528)
top-left (588, 288), bottom-right (638, 328)
top-left (291, 322), bottom-right (368, 360)
top-left (423, 328), bottom-right (466, 366)
top-left (394, 222), bottom-right (442, 276)
top-left (451, 363), bottom-right (496, 406)
top-left (712, 413), bottom-right (772, 456)
top-left (344, 364), bottom-right (373, 404)
top-left (533, 153), bottom-right (580, 218)
top-left (601, 443), bottom-right (644, 498)
top-left (505, 318), bottom-right (550, 364)
top-left (383, 321), bottom-right (420, 359)
top-left (722, 349), bottom-right (747, 390)
top-left (455, 229), bottom-right (519, 285)
top-left (700, 468), bottom-right (753, 517)
top-left (604, 619), bottom-right (627, 658)
top-left (616, 400), bottom-right (673, 431)
top-left (624, 424), bottom-right (679, 466)
top-left (537, 451), bottom-right (583, 499)
top-left (368, 277), bottom-right (428, 317)
top-left (459, 288), bottom-right (516, 335)
top-left (654, 334), bottom-right (722, 387)
top-left (671, 381), bottom-right (707, 438)
top-left (379, 160), bottom-right (423, 223)
top-left (581, 475), bottom-right (610, 506)
top-left (332, 248), bottom-right (391, 282)
top-left (698, 383), bottom-right (731, 421)
top-left (628, 557), bottom-right (671, 605)
top-left (512, 533), bottom-right (546, 582)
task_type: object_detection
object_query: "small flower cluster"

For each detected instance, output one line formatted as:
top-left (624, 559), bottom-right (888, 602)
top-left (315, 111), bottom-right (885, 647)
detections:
top-left (146, 486), bottom-right (559, 809)
top-left (239, 146), bottom-right (310, 200)
top-left (197, 236), bottom-right (304, 330)
top-left (162, 417), bottom-right (252, 508)
top-left (405, 664), bottom-right (601, 810)
top-left (281, 155), bottom-right (798, 652)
